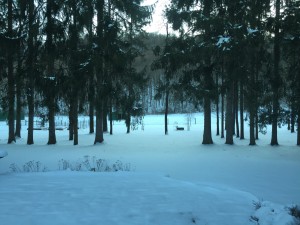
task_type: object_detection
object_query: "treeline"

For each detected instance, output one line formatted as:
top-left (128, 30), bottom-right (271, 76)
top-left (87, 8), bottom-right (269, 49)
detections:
top-left (0, 0), bottom-right (153, 145)
top-left (151, 0), bottom-right (300, 145)
top-left (0, 0), bottom-right (300, 146)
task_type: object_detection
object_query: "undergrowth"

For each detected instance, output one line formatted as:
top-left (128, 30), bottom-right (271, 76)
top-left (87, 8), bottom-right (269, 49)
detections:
top-left (58, 156), bottom-right (132, 172)
top-left (10, 161), bottom-right (48, 172)
top-left (9, 156), bottom-right (131, 173)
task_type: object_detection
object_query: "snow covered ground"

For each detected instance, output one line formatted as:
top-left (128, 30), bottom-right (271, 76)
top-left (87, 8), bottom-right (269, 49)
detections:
top-left (0, 113), bottom-right (299, 225)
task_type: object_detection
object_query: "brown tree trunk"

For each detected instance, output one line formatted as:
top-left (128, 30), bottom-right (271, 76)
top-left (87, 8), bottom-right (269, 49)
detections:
top-left (235, 81), bottom-right (239, 138)
top-left (94, 0), bottom-right (104, 144)
top-left (297, 109), bottom-right (300, 146)
top-left (203, 94), bottom-right (213, 144)
top-left (95, 105), bottom-right (104, 143)
top-left (69, 103), bottom-right (74, 141)
top-left (109, 99), bottom-right (113, 135)
top-left (7, 0), bottom-right (15, 144)
top-left (27, 0), bottom-right (35, 145)
top-left (103, 105), bottom-right (108, 133)
top-left (225, 83), bottom-right (234, 144)
top-left (46, 0), bottom-right (56, 145)
top-left (271, 0), bottom-right (281, 146)
top-left (47, 99), bottom-right (56, 145)
top-left (291, 102), bottom-right (295, 133)
top-left (73, 97), bottom-right (78, 145)
top-left (89, 102), bottom-right (94, 134)
top-left (239, 79), bottom-right (244, 139)
top-left (216, 72), bottom-right (220, 136)
top-left (221, 67), bottom-right (225, 139)
top-left (165, 89), bottom-right (169, 135)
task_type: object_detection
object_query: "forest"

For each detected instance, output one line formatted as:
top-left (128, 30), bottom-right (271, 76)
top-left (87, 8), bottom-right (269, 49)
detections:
top-left (0, 0), bottom-right (300, 146)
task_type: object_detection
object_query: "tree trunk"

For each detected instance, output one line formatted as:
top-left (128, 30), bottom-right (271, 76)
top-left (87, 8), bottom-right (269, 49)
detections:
top-left (89, 102), bottom-right (94, 134)
top-left (88, 77), bottom-right (95, 134)
top-left (27, 0), bottom-right (35, 145)
top-left (47, 99), bottom-right (56, 145)
top-left (15, 60), bottom-right (22, 138)
top-left (15, 12), bottom-right (23, 139)
top-left (46, 0), bottom-right (56, 145)
top-left (291, 102), bottom-right (295, 133)
top-left (73, 97), bottom-right (78, 145)
top-left (109, 100), bottom-right (113, 135)
top-left (297, 108), bottom-right (300, 146)
top-left (87, 1), bottom-right (94, 135)
top-left (234, 81), bottom-right (239, 138)
top-left (165, 89), bottom-right (169, 135)
top-left (271, 0), bottom-right (281, 146)
top-left (103, 106), bottom-right (108, 132)
top-left (94, 104), bottom-right (104, 144)
top-left (203, 94), bottom-right (213, 144)
top-left (7, 0), bottom-right (15, 144)
top-left (249, 56), bottom-right (256, 145)
top-left (239, 79), bottom-right (244, 139)
top-left (249, 106), bottom-right (256, 145)
top-left (225, 83), bottom-right (234, 144)
top-left (216, 73), bottom-right (220, 136)
top-left (255, 111), bottom-right (259, 140)
top-left (221, 69), bottom-right (225, 138)
top-left (126, 111), bottom-right (131, 134)
top-left (69, 103), bottom-right (74, 141)
top-left (94, 0), bottom-right (104, 144)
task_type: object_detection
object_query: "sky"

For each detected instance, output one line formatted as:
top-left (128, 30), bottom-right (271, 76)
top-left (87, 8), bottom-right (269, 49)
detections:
top-left (143, 0), bottom-right (170, 33)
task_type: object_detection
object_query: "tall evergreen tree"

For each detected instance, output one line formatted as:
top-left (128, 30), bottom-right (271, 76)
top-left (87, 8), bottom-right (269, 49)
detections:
top-left (270, 0), bottom-right (282, 145)
top-left (26, 0), bottom-right (35, 144)
top-left (7, 0), bottom-right (15, 143)
top-left (167, 0), bottom-right (225, 144)
top-left (94, 0), bottom-right (105, 144)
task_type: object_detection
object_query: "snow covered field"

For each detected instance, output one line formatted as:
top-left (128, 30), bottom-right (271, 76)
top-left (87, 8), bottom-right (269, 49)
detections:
top-left (0, 113), bottom-right (299, 225)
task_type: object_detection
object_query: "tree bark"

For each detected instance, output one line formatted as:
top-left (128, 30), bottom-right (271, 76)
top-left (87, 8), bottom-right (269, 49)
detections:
top-left (165, 89), bottom-right (169, 135)
top-left (15, 56), bottom-right (22, 138)
top-left (46, 0), bottom-right (56, 145)
top-left (7, 0), bottom-right (15, 144)
top-left (255, 110), bottom-right (259, 140)
top-left (109, 99), bottom-right (113, 135)
top-left (216, 73), bottom-right (220, 136)
top-left (89, 101), bottom-right (94, 134)
top-left (69, 103), bottom-right (74, 141)
top-left (234, 81), bottom-right (239, 138)
top-left (291, 102), bottom-right (295, 133)
top-left (103, 106), bottom-right (108, 132)
top-left (297, 108), bottom-right (300, 146)
top-left (225, 82), bottom-right (234, 144)
top-left (249, 57), bottom-right (256, 145)
top-left (73, 97), bottom-right (78, 145)
top-left (221, 63), bottom-right (225, 139)
top-left (239, 79), bottom-right (244, 139)
top-left (95, 105), bottom-right (104, 143)
top-left (94, 0), bottom-right (105, 144)
top-left (47, 99), bottom-right (56, 145)
top-left (203, 94), bottom-right (213, 144)
top-left (27, 0), bottom-right (35, 145)
top-left (271, 0), bottom-right (281, 146)
top-left (15, 10), bottom-right (24, 139)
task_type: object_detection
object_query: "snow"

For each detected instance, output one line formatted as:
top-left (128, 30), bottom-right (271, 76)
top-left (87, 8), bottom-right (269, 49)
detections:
top-left (216, 36), bottom-right (230, 47)
top-left (247, 28), bottom-right (259, 34)
top-left (0, 113), bottom-right (300, 225)
top-left (0, 149), bottom-right (7, 158)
